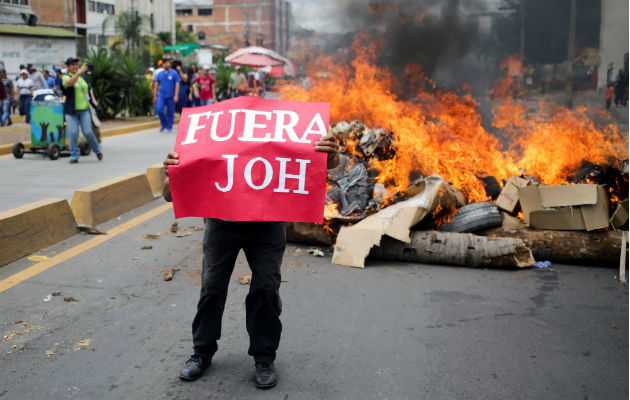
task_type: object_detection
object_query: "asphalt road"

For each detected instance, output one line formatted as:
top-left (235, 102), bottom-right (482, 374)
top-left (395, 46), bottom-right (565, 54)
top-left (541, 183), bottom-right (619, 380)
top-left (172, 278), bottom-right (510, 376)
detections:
top-left (0, 198), bottom-right (628, 400)
top-left (0, 124), bottom-right (628, 399)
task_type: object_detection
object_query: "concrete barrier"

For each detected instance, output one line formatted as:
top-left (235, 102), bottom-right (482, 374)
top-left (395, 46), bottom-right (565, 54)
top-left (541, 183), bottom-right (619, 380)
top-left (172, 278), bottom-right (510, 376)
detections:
top-left (71, 173), bottom-right (154, 226)
top-left (0, 198), bottom-right (78, 267)
top-left (146, 163), bottom-right (167, 195)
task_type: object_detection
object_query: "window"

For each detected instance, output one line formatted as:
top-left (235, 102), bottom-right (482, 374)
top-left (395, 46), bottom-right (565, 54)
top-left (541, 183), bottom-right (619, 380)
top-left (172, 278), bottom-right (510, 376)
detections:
top-left (88, 0), bottom-right (95, 12)
top-left (175, 8), bottom-right (193, 16)
top-left (96, 2), bottom-right (114, 15)
top-left (88, 33), bottom-right (98, 45)
top-left (198, 8), bottom-right (212, 16)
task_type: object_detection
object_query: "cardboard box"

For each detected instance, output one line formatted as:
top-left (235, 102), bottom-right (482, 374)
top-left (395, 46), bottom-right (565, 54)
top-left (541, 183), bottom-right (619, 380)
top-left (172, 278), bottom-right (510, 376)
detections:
top-left (610, 199), bottom-right (629, 229)
top-left (495, 176), bottom-right (529, 213)
top-left (518, 184), bottom-right (609, 231)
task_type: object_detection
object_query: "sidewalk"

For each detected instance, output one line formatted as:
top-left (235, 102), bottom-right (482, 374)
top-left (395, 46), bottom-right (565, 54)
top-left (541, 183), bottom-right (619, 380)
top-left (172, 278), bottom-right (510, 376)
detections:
top-left (0, 116), bottom-right (171, 155)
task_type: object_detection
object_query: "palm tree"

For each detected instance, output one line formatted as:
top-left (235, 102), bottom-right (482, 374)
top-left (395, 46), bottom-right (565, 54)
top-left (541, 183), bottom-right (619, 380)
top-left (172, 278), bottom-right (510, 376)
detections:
top-left (103, 11), bottom-right (148, 52)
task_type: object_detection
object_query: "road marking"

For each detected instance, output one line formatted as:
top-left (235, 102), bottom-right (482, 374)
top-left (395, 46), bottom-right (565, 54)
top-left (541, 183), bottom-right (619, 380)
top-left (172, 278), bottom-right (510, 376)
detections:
top-left (0, 202), bottom-right (173, 294)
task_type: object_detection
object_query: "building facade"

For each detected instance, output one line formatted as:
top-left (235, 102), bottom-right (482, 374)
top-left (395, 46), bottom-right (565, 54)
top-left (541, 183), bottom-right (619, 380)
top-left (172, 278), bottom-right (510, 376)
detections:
top-left (598, 0), bottom-right (629, 89)
top-left (175, 0), bottom-right (291, 55)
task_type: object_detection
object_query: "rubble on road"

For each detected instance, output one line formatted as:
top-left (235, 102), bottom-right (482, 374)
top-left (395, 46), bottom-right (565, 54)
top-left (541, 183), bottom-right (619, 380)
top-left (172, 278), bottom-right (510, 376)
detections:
top-left (292, 119), bottom-right (628, 270)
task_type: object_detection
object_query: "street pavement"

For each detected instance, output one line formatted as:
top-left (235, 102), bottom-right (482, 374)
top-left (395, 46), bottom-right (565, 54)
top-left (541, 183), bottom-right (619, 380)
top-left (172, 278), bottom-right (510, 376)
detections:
top-left (0, 124), bottom-right (628, 399)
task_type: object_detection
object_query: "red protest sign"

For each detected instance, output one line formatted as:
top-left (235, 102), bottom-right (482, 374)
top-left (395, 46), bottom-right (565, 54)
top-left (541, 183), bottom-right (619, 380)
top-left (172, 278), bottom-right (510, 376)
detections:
top-left (169, 96), bottom-right (330, 223)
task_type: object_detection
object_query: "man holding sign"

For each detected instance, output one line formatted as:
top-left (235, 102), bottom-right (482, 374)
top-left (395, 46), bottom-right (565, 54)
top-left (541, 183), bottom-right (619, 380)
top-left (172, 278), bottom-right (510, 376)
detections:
top-left (162, 97), bottom-right (339, 388)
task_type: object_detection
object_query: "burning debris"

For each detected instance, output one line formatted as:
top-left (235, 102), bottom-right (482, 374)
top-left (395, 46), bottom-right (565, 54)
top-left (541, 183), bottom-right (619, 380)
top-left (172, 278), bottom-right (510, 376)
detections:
top-left (280, 35), bottom-right (628, 270)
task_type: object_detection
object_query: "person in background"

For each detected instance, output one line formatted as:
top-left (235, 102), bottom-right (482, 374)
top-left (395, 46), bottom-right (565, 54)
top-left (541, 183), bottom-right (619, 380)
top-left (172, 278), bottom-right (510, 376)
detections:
top-left (16, 69), bottom-right (34, 124)
top-left (28, 66), bottom-right (47, 91)
top-left (174, 63), bottom-right (191, 113)
top-left (62, 57), bottom-right (103, 163)
top-left (0, 69), bottom-right (14, 126)
top-left (53, 69), bottom-right (64, 95)
top-left (228, 66), bottom-right (243, 98)
top-left (194, 65), bottom-right (216, 105)
top-left (153, 58), bottom-right (180, 133)
top-left (152, 59), bottom-right (165, 119)
top-left (605, 84), bottom-right (614, 110)
top-left (146, 67), bottom-right (154, 83)
top-left (43, 70), bottom-right (55, 89)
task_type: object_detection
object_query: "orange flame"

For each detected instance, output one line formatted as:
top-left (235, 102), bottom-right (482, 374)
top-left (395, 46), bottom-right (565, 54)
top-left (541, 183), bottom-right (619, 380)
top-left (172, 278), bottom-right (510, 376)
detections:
top-left (281, 36), bottom-right (628, 205)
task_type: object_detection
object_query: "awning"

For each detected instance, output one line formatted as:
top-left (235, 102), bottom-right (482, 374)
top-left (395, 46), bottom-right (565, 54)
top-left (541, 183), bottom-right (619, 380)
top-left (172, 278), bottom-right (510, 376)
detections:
top-left (163, 43), bottom-right (201, 56)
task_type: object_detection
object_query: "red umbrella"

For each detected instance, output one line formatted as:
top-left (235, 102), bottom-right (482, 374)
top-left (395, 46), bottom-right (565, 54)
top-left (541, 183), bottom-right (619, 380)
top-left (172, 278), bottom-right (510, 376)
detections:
top-left (226, 53), bottom-right (284, 68)
top-left (226, 46), bottom-right (298, 77)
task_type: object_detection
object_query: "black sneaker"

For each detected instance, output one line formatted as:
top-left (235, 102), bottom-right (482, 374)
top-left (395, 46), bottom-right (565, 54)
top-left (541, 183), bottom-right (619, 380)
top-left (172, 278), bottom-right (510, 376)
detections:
top-left (97, 153), bottom-right (103, 161)
top-left (253, 362), bottom-right (277, 389)
top-left (69, 159), bottom-right (78, 164)
top-left (179, 354), bottom-right (211, 381)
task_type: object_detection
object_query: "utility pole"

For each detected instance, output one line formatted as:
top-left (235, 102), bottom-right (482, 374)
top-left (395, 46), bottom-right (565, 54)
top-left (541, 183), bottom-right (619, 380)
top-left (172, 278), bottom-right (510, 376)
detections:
top-left (565, 0), bottom-right (577, 108)
top-left (519, 0), bottom-right (525, 59)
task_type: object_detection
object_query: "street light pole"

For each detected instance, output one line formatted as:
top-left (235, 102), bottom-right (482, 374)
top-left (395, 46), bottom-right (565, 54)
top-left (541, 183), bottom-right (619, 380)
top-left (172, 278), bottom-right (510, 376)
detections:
top-left (565, 0), bottom-right (577, 108)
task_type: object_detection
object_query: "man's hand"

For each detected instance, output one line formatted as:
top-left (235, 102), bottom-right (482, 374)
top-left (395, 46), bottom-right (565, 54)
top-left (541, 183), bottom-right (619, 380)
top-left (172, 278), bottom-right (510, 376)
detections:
top-left (79, 64), bottom-right (88, 74)
top-left (162, 152), bottom-right (178, 202)
top-left (163, 152), bottom-right (178, 176)
top-left (315, 134), bottom-right (341, 169)
top-left (174, 95), bottom-right (179, 103)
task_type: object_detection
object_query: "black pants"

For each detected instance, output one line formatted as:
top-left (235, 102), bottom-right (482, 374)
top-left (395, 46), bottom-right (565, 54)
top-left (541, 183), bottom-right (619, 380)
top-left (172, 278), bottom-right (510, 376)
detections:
top-left (192, 219), bottom-right (285, 363)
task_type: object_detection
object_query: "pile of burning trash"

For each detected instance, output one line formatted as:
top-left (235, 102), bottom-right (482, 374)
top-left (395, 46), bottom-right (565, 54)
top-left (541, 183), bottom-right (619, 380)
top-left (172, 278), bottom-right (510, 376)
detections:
top-left (287, 120), bottom-right (629, 271)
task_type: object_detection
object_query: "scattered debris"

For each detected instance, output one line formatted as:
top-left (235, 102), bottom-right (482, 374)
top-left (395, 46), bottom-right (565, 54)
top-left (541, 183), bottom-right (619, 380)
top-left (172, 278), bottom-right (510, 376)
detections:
top-left (532, 260), bottom-right (551, 269)
top-left (190, 226), bottom-right (205, 231)
top-left (28, 255), bottom-right (49, 261)
top-left (164, 267), bottom-right (180, 281)
top-left (308, 249), bottom-right (324, 257)
top-left (51, 292), bottom-right (62, 296)
top-left (141, 245), bottom-right (153, 250)
top-left (612, 324), bottom-right (618, 329)
top-left (144, 233), bottom-right (160, 239)
top-left (45, 349), bottom-right (56, 357)
top-left (333, 175), bottom-right (465, 268)
top-left (495, 176), bottom-right (529, 213)
top-left (73, 338), bottom-right (92, 351)
top-left (78, 225), bottom-right (107, 235)
top-left (43, 294), bottom-right (52, 302)
top-left (64, 297), bottom-right (77, 302)
top-left (238, 275), bottom-right (252, 285)
top-left (170, 222), bottom-right (179, 233)
top-left (175, 229), bottom-right (193, 237)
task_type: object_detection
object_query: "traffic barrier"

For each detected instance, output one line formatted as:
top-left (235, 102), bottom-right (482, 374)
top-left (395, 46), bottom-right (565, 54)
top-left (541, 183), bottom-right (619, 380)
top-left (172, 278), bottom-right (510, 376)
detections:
top-left (0, 198), bottom-right (78, 267)
top-left (71, 173), bottom-right (154, 226)
top-left (146, 163), bottom-right (166, 195)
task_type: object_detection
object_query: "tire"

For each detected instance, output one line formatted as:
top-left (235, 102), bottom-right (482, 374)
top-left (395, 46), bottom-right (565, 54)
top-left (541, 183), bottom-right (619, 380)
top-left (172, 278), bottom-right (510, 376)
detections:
top-left (47, 143), bottom-right (60, 160)
top-left (12, 142), bottom-right (24, 159)
top-left (441, 201), bottom-right (503, 233)
top-left (79, 140), bottom-right (91, 156)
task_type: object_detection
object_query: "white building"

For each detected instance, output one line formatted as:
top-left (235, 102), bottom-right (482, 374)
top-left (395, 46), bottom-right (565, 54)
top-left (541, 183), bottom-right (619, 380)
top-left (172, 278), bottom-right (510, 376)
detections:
top-left (85, 0), bottom-right (175, 51)
top-left (598, 0), bottom-right (629, 89)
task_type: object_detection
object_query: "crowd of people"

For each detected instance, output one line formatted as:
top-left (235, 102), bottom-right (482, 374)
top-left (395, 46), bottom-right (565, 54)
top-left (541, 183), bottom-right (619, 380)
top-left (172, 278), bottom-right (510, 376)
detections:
top-left (148, 56), bottom-right (271, 133)
top-left (0, 63), bottom-right (66, 126)
top-left (605, 69), bottom-right (629, 110)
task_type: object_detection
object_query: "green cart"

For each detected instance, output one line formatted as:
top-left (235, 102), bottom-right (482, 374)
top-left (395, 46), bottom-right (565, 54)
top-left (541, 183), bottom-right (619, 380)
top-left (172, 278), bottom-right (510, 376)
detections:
top-left (12, 92), bottom-right (90, 160)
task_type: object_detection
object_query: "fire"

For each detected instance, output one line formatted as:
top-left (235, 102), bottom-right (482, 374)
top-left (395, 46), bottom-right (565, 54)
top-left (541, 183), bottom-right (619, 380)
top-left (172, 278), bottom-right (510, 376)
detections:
top-left (281, 35), bottom-right (628, 208)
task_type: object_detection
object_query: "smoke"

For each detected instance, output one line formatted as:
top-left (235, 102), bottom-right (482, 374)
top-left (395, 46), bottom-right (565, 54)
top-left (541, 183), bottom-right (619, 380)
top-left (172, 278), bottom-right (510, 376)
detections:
top-left (300, 0), bottom-right (501, 94)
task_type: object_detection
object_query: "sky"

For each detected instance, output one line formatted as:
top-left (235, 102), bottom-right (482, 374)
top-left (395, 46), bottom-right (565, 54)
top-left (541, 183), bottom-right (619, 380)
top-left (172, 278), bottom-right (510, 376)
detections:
top-left (288, 0), bottom-right (504, 33)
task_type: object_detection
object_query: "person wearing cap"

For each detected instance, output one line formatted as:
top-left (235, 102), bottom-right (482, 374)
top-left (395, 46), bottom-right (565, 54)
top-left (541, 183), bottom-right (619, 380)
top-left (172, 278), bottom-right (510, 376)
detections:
top-left (61, 57), bottom-right (103, 163)
top-left (194, 64), bottom-right (216, 105)
top-left (153, 58), bottom-right (180, 132)
top-left (146, 67), bottom-right (154, 83)
top-left (16, 69), bottom-right (34, 124)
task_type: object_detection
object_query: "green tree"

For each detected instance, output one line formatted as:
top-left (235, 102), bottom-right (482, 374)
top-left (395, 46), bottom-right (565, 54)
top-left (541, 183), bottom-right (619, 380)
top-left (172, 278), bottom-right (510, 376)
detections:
top-left (31, 106), bottom-right (63, 143)
top-left (103, 10), bottom-right (150, 52)
top-left (175, 21), bottom-right (197, 44)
